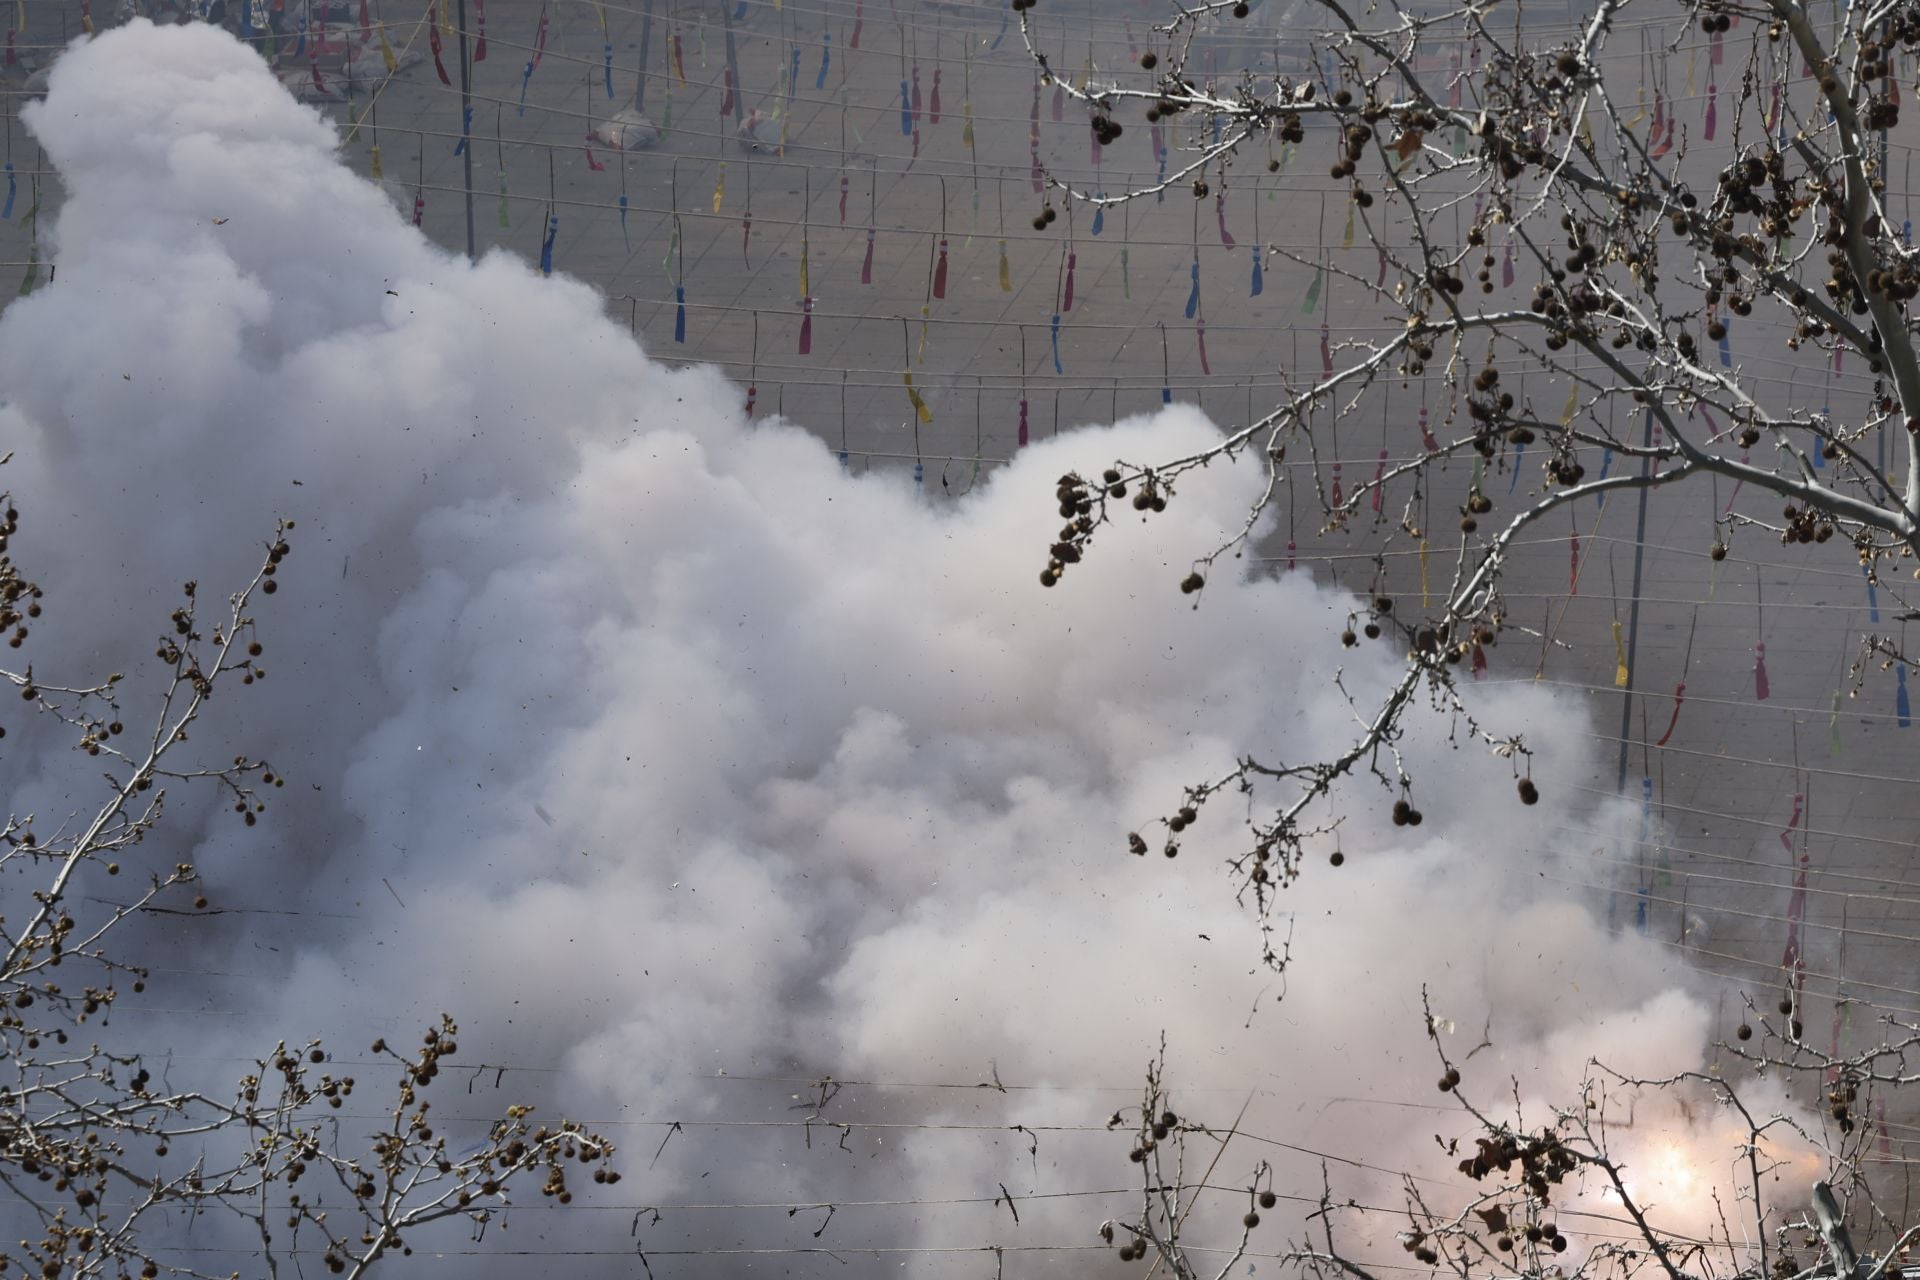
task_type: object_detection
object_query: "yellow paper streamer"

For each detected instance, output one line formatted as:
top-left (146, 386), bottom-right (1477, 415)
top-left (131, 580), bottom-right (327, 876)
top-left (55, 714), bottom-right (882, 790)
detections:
top-left (378, 21), bottom-right (398, 72)
top-left (998, 241), bottom-right (1011, 292)
top-left (1561, 383), bottom-right (1578, 426)
top-left (438, 1), bottom-right (452, 34)
top-left (1611, 619), bottom-right (1630, 687)
top-left (370, 144), bottom-right (383, 178)
top-left (712, 166), bottom-right (725, 214)
top-left (1342, 200), bottom-right (1355, 248)
top-left (903, 371), bottom-right (933, 423)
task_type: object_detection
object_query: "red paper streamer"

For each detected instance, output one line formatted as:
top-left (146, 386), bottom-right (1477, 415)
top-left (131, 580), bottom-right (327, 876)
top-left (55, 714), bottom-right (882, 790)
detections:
top-left (721, 69), bottom-right (734, 116)
top-left (933, 238), bottom-right (950, 299)
top-left (472, 0), bottom-right (486, 59)
top-left (798, 298), bottom-right (813, 355)
top-left (838, 175), bottom-right (848, 225)
top-left (1655, 683), bottom-right (1686, 746)
top-left (861, 228), bottom-right (875, 284)
top-left (929, 69), bottom-right (941, 123)
top-left (1370, 448), bottom-right (1387, 512)
top-left (1017, 398), bottom-right (1029, 447)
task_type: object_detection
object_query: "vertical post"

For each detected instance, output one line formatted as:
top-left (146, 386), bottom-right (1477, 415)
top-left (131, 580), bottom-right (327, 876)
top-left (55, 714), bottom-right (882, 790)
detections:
top-left (1610, 408), bottom-right (1654, 932)
top-left (456, 0), bottom-right (476, 261)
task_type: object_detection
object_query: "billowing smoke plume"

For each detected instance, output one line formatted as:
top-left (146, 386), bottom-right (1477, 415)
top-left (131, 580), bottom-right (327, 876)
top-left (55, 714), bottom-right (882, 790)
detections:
top-left (0, 22), bottom-right (1786, 1273)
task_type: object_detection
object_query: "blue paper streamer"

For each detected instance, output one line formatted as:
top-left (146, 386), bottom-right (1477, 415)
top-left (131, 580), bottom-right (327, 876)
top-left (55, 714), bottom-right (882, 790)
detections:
top-left (913, 460), bottom-right (925, 486)
top-left (1900, 663), bottom-right (1911, 727)
top-left (674, 285), bottom-right (686, 342)
top-left (1161, 385), bottom-right (1172, 405)
top-left (540, 212), bottom-right (558, 275)
top-left (240, 0), bottom-right (252, 38)
top-left (900, 80), bottom-right (913, 134)
top-left (454, 104), bottom-right (473, 155)
top-left (838, 449), bottom-right (850, 471)
top-left (733, 0), bottom-right (747, 15)
top-left (604, 42), bottom-right (614, 97)
top-left (2, 163), bottom-right (14, 221)
top-left (1090, 199), bottom-right (1103, 237)
top-left (295, 14), bottom-right (306, 56)
top-left (1050, 313), bottom-right (1063, 373)
top-left (618, 193), bottom-right (630, 251)
top-left (989, 10), bottom-right (1008, 49)
top-left (1249, 245), bottom-right (1263, 296)
top-left (816, 31), bottom-right (830, 89)
top-left (1865, 562), bottom-right (1880, 622)
top-left (1596, 446), bottom-right (1612, 506)
top-left (1183, 259), bottom-right (1199, 319)
top-left (518, 61), bottom-right (535, 114)
top-left (1508, 441), bottom-right (1525, 493)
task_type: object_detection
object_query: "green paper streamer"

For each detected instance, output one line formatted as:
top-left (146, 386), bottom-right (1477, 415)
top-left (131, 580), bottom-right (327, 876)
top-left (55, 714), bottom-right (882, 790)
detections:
top-left (498, 172), bottom-right (511, 228)
top-left (1302, 265), bottom-right (1322, 314)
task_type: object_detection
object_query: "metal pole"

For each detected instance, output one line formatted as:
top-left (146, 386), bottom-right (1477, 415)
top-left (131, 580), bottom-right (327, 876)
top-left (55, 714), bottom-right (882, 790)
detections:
top-left (1608, 408), bottom-right (1654, 934)
top-left (456, 0), bottom-right (476, 261)
top-left (1614, 407), bottom-right (1654, 795)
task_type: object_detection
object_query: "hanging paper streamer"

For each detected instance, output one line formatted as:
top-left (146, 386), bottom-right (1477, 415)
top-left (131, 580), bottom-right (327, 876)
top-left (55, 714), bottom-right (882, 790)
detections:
top-left (901, 78), bottom-right (914, 134)
top-left (1250, 246), bottom-right (1263, 296)
top-left (989, 7), bottom-right (1007, 48)
top-left (817, 30), bottom-right (830, 89)
top-left (850, 0), bottom-right (863, 47)
top-left (1370, 446), bottom-right (1387, 512)
top-left (472, 0), bottom-right (486, 59)
top-left (790, 45), bottom-right (802, 103)
top-left (1501, 243), bottom-right (1515, 288)
top-left (454, 105), bottom-right (473, 155)
top-left (862, 226), bottom-right (876, 284)
top-left (1, 163), bottom-right (13, 221)
top-left (930, 69), bottom-right (942, 122)
top-left (377, 19), bottom-right (397, 71)
top-left (933, 238), bottom-right (951, 300)
top-left (721, 68), bottom-right (735, 115)
top-left (1704, 76), bottom-right (1718, 139)
top-left (1091, 200), bottom-right (1104, 237)
top-left (742, 208), bottom-right (753, 267)
top-left (1302, 263), bottom-right (1322, 314)
top-left (1376, 248), bottom-right (1387, 287)
top-left (1018, 398), bottom-right (1030, 447)
top-left (1029, 82), bottom-right (1043, 192)
top-left (912, 65), bottom-right (923, 121)
top-left (670, 29), bottom-right (683, 80)
top-left (1754, 641), bottom-right (1770, 700)
top-left (295, 12), bottom-right (307, 57)
top-left (1611, 620), bottom-right (1630, 686)
top-left (997, 240), bottom-right (1011, 292)
top-left (1195, 311), bottom-right (1211, 375)
top-left (412, 187), bottom-right (425, 227)
top-left (1216, 193), bottom-right (1235, 248)
top-left (1569, 527), bottom-right (1581, 594)
top-left (1330, 460), bottom-right (1343, 508)
top-left (1060, 249), bottom-right (1073, 311)
top-left (1121, 246), bottom-right (1130, 298)
top-left (1050, 311), bottom-right (1063, 374)
top-left (496, 169), bottom-right (511, 227)
top-left (1320, 324), bottom-right (1333, 379)
top-left (672, 284), bottom-right (686, 342)
top-left (604, 40), bottom-right (615, 97)
top-left (798, 297), bottom-right (813, 355)
top-left (1184, 258), bottom-right (1200, 320)
top-left (903, 371), bottom-right (934, 423)
top-left (539, 209), bottom-right (557, 275)
top-left (1900, 664), bottom-right (1912, 727)
top-left (618, 193), bottom-right (630, 251)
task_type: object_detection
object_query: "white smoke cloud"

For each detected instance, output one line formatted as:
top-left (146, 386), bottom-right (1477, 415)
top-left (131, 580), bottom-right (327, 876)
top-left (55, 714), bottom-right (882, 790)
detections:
top-left (0, 21), bottom-right (1787, 1272)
